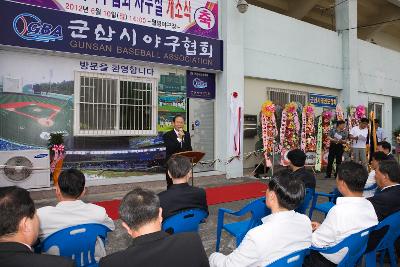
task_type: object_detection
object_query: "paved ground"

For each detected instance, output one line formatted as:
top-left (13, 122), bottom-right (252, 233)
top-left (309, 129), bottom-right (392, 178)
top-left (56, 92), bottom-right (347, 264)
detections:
top-left (33, 168), bottom-right (336, 257)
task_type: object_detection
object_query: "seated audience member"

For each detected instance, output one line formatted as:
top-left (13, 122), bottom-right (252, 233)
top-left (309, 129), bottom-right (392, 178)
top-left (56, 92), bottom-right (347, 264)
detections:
top-left (377, 141), bottom-right (396, 161)
top-left (366, 160), bottom-right (400, 251)
top-left (368, 160), bottom-right (400, 220)
top-left (158, 156), bottom-right (208, 220)
top-left (363, 151), bottom-right (388, 197)
top-left (99, 188), bottom-right (209, 267)
top-left (304, 162), bottom-right (378, 267)
top-left (287, 149), bottom-right (316, 189)
top-left (37, 169), bottom-right (115, 258)
top-left (0, 186), bottom-right (74, 267)
top-left (209, 170), bottom-right (312, 267)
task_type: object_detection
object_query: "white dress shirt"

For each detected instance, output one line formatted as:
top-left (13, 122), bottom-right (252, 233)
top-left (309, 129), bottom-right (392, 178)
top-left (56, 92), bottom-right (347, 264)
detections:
top-left (363, 170), bottom-right (377, 198)
top-left (350, 126), bottom-right (369, 148)
top-left (37, 200), bottom-right (115, 259)
top-left (312, 197), bottom-right (378, 264)
top-left (209, 210), bottom-right (312, 267)
top-left (376, 127), bottom-right (386, 142)
top-left (174, 129), bottom-right (183, 143)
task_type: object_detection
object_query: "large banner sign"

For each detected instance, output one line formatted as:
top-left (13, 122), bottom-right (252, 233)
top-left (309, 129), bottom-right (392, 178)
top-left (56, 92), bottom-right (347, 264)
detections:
top-left (186, 70), bottom-right (215, 99)
top-left (13, 0), bottom-right (219, 39)
top-left (0, 1), bottom-right (222, 71)
top-left (309, 93), bottom-right (337, 108)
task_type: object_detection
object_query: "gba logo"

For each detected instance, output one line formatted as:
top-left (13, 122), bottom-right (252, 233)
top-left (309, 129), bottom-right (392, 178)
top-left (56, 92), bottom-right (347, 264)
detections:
top-left (194, 7), bottom-right (216, 30)
top-left (193, 78), bottom-right (208, 89)
top-left (13, 13), bottom-right (63, 42)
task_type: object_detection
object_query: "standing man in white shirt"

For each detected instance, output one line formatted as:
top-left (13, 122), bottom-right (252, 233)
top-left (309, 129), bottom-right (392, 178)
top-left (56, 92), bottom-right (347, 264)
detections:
top-left (37, 169), bottom-right (115, 259)
top-left (209, 170), bottom-right (312, 267)
top-left (304, 161), bottom-right (378, 266)
top-left (349, 118), bottom-right (370, 168)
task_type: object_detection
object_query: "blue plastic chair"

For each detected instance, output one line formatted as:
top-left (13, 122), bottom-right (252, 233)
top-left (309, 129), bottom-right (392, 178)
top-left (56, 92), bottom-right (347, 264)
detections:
top-left (364, 210), bottom-right (400, 267)
top-left (41, 223), bottom-right (111, 267)
top-left (216, 197), bottom-right (271, 251)
top-left (308, 188), bottom-right (341, 219)
top-left (266, 249), bottom-right (309, 267)
top-left (295, 188), bottom-right (315, 215)
top-left (311, 227), bottom-right (374, 267)
top-left (162, 209), bottom-right (208, 234)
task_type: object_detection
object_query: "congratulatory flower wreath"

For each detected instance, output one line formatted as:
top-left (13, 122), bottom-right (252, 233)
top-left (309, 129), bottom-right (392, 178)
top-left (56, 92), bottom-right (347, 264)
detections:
top-left (261, 100), bottom-right (278, 167)
top-left (280, 102), bottom-right (300, 165)
top-left (301, 105), bottom-right (316, 153)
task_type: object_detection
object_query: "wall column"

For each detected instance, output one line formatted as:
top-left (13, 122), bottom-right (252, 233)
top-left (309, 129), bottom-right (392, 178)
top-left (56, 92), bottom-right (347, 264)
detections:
top-left (336, 0), bottom-right (359, 107)
top-left (215, 0), bottom-right (245, 178)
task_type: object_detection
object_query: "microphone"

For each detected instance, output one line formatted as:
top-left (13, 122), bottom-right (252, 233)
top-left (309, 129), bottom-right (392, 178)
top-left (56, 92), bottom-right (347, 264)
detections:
top-left (179, 128), bottom-right (184, 148)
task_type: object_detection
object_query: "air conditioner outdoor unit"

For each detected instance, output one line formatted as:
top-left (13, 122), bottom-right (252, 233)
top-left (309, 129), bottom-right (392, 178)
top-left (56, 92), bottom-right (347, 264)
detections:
top-left (0, 149), bottom-right (50, 189)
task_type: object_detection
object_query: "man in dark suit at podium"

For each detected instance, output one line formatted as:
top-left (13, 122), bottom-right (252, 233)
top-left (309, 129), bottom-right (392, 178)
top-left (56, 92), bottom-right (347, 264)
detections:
top-left (163, 115), bottom-right (192, 188)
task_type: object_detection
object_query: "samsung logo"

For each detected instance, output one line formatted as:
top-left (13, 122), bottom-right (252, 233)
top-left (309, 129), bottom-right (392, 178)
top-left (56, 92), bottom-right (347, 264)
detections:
top-left (193, 78), bottom-right (207, 89)
top-left (34, 153), bottom-right (49, 159)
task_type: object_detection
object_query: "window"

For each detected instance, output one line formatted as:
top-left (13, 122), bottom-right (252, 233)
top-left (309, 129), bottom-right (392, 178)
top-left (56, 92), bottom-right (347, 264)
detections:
top-left (3, 77), bottom-right (20, 93)
top-left (290, 94), bottom-right (307, 106)
top-left (74, 72), bottom-right (157, 136)
top-left (368, 102), bottom-right (383, 125)
top-left (266, 88), bottom-right (308, 107)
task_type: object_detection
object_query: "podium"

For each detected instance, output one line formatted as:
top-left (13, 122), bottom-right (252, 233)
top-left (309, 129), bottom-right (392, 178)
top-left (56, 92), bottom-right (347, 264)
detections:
top-left (172, 151), bottom-right (205, 186)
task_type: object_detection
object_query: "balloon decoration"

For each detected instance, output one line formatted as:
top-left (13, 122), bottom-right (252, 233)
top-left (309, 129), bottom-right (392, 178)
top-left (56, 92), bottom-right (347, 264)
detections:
top-left (355, 105), bottom-right (367, 120)
top-left (261, 100), bottom-right (278, 167)
top-left (279, 102), bottom-right (300, 166)
top-left (347, 105), bottom-right (367, 129)
top-left (300, 104), bottom-right (316, 153)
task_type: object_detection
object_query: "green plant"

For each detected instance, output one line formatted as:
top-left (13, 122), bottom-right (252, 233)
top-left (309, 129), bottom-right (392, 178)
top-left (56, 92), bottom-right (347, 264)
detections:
top-left (48, 132), bottom-right (64, 148)
top-left (393, 127), bottom-right (400, 140)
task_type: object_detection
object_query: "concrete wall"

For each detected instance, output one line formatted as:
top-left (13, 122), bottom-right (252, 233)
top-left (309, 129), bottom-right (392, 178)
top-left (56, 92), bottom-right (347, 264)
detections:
top-left (243, 5), bottom-right (343, 90)
top-left (358, 40), bottom-right (400, 98)
top-left (367, 31), bottom-right (400, 54)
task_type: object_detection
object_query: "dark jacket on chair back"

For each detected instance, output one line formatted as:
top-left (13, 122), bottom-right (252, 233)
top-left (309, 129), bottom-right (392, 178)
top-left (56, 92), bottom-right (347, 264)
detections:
top-left (368, 184), bottom-right (400, 221)
top-left (291, 167), bottom-right (316, 189)
top-left (158, 183), bottom-right (209, 219)
top-left (99, 231), bottom-right (209, 267)
top-left (0, 242), bottom-right (75, 267)
top-left (366, 184), bottom-right (400, 251)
